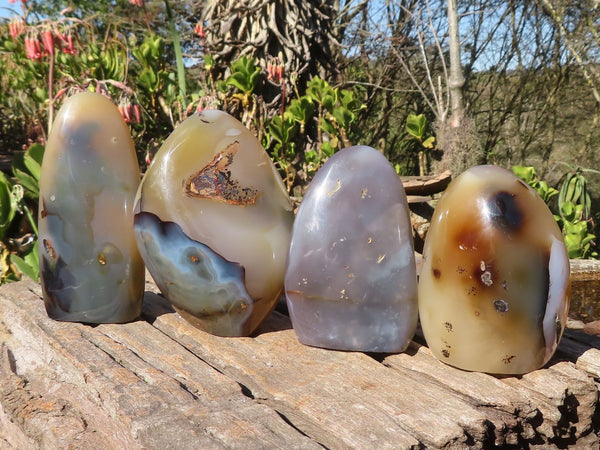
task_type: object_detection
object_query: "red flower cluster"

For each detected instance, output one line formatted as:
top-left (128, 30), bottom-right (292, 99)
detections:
top-left (194, 95), bottom-right (217, 114)
top-left (119, 102), bottom-right (142, 125)
top-left (24, 35), bottom-right (42, 60)
top-left (129, 0), bottom-right (145, 7)
top-left (194, 22), bottom-right (206, 39)
top-left (56, 30), bottom-right (77, 55)
top-left (8, 19), bottom-right (24, 39)
top-left (267, 60), bottom-right (284, 84)
top-left (40, 30), bottom-right (54, 56)
top-left (8, 0), bottom-right (27, 4)
top-left (23, 29), bottom-right (77, 61)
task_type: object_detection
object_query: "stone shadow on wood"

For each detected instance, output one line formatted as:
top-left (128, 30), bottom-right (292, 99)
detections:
top-left (141, 291), bottom-right (175, 324)
top-left (141, 290), bottom-right (293, 335)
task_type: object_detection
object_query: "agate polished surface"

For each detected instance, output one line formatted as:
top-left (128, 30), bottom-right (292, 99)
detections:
top-left (134, 110), bottom-right (293, 337)
top-left (418, 165), bottom-right (570, 374)
top-left (38, 92), bottom-right (145, 323)
top-left (285, 145), bottom-right (418, 352)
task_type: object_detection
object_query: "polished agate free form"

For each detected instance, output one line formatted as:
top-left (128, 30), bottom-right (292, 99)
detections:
top-left (418, 165), bottom-right (570, 374)
top-left (285, 145), bottom-right (418, 352)
top-left (134, 110), bottom-right (293, 337)
top-left (38, 92), bottom-right (144, 323)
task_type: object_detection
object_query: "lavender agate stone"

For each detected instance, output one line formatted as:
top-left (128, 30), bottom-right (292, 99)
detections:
top-left (38, 92), bottom-right (144, 323)
top-left (285, 145), bottom-right (418, 352)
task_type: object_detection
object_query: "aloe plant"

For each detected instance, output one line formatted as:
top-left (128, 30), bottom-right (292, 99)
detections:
top-left (513, 165), bottom-right (596, 259)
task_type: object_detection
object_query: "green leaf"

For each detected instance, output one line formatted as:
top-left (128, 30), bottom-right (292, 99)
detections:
top-left (512, 165), bottom-right (536, 184)
top-left (560, 201), bottom-right (578, 222)
top-left (13, 170), bottom-right (39, 199)
top-left (339, 89), bottom-right (359, 110)
top-left (33, 87), bottom-right (47, 103)
top-left (11, 146), bottom-right (42, 198)
top-left (204, 54), bottom-right (215, 70)
top-left (332, 106), bottom-right (353, 129)
top-left (226, 72), bottom-right (251, 93)
top-left (422, 136), bottom-right (436, 149)
top-left (318, 117), bottom-right (335, 135)
top-left (321, 141), bottom-right (336, 157)
top-left (0, 172), bottom-right (16, 241)
top-left (139, 67), bottom-right (158, 91)
top-left (268, 116), bottom-right (298, 145)
top-left (11, 244), bottom-right (39, 281)
top-left (149, 35), bottom-right (163, 59)
top-left (305, 149), bottom-right (318, 165)
top-left (581, 234), bottom-right (596, 247)
top-left (285, 97), bottom-right (314, 125)
top-left (306, 77), bottom-right (335, 108)
top-left (24, 144), bottom-right (44, 182)
top-left (406, 114), bottom-right (427, 140)
top-left (3, 40), bottom-right (17, 52)
top-left (321, 93), bottom-right (336, 113)
top-left (226, 56), bottom-right (260, 95)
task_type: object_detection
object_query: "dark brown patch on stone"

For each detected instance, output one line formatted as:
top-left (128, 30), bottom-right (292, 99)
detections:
top-left (466, 286), bottom-right (478, 296)
top-left (43, 239), bottom-right (56, 260)
top-left (40, 199), bottom-right (47, 218)
top-left (433, 267), bottom-right (441, 279)
top-left (454, 226), bottom-right (481, 252)
top-left (441, 340), bottom-right (451, 358)
top-left (444, 322), bottom-right (453, 332)
top-left (185, 141), bottom-right (258, 205)
top-left (487, 191), bottom-right (523, 232)
top-left (502, 355), bottom-right (516, 364)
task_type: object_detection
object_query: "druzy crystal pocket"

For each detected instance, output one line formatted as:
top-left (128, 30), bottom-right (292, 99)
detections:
top-left (418, 165), bottom-right (570, 374)
top-left (134, 110), bottom-right (293, 337)
top-left (285, 145), bottom-right (418, 352)
top-left (38, 92), bottom-right (145, 323)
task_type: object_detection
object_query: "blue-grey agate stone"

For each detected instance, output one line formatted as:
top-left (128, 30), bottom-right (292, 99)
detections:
top-left (134, 212), bottom-right (253, 335)
top-left (38, 92), bottom-right (144, 323)
top-left (285, 145), bottom-right (418, 352)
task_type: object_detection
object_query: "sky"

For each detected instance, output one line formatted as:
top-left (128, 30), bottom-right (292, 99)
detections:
top-left (0, 0), bottom-right (21, 19)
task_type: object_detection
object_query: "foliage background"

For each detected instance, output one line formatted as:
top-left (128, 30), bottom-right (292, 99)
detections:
top-left (0, 0), bottom-right (598, 281)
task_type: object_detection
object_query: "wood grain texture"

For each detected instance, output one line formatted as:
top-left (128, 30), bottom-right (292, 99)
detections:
top-left (401, 170), bottom-right (452, 196)
top-left (0, 281), bottom-right (319, 450)
top-left (569, 258), bottom-right (600, 323)
top-left (0, 277), bottom-right (598, 449)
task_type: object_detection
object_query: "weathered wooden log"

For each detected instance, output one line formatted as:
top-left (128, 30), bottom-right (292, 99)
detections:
top-left (569, 259), bottom-right (600, 323)
top-left (0, 280), bottom-right (318, 449)
top-left (401, 170), bottom-right (452, 196)
top-left (0, 276), bottom-right (598, 448)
